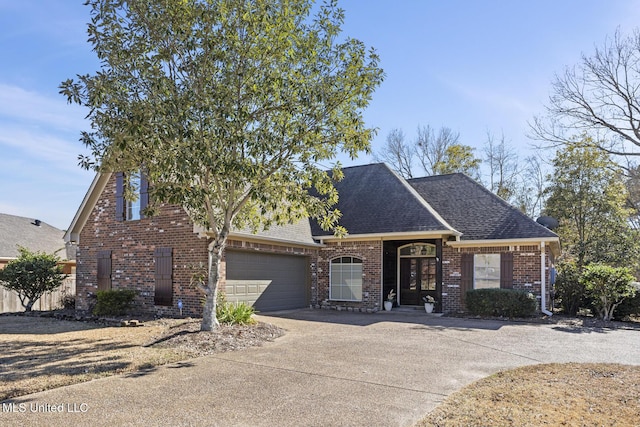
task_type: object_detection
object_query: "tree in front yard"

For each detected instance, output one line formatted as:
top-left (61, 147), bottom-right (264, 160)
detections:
top-left (544, 137), bottom-right (640, 270)
top-left (60, 0), bottom-right (383, 331)
top-left (0, 248), bottom-right (67, 312)
top-left (581, 264), bottom-right (636, 321)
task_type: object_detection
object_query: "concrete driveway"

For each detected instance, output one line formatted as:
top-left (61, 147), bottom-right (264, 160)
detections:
top-left (2, 310), bottom-right (639, 427)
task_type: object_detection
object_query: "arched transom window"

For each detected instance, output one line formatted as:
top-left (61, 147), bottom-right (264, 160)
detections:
top-left (399, 243), bottom-right (436, 257)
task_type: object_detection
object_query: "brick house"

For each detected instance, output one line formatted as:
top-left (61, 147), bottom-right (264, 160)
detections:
top-left (64, 163), bottom-right (559, 316)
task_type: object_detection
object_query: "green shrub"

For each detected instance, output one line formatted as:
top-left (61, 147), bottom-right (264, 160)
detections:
top-left (215, 292), bottom-right (256, 325)
top-left (217, 302), bottom-right (256, 325)
top-left (554, 261), bottom-right (585, 316)
top-left (93, 289), bottom-right (137, 316)
top-left (581, 264), bottom-right (635, 321)
top-left (614, 283), bottom-right (640, 320)
top-left (0, 247), bottom-right (67, 312)
top-left (466, 288), bottom-right (537, 318)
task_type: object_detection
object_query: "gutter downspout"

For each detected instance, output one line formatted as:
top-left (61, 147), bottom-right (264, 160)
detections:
top-left (540, 241), bottom-right (553, 316)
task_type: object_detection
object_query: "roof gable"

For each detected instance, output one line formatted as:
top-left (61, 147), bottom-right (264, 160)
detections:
top-left (408, 173), bottom-right (558, 240)
top-left (310, 163), bottom-right (456, 237)
top-left (67, 173), bottom-right (318, 246)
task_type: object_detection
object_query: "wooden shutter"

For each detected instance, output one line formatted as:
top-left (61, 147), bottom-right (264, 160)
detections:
top-left (97, 250), bottom-right (112, 290)
top-left (115, 172), bottom-right (125, 222)
top-left (140, 172), bottom-right (149, 219)
top-left (154, 248), bottom-right (173, 306)
top-left (500, 252), bottom-right (514, 289)
top-left (460, 253), bottom-right (474, 306)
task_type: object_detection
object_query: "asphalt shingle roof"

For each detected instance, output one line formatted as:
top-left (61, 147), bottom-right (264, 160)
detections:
top-left (409, 173), bottom-right (558, 240)
top-left (235, 219), bottom-right (317, 245)
top-left (0, 213), bottom-right (70, 260)
top-left (310, 163), bottom-right (453, 236)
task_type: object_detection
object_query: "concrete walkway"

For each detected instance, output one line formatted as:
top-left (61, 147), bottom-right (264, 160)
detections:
top-left (2, 310), bottom-right (639, 426)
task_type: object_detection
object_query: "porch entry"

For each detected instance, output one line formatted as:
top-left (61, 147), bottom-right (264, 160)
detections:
top-left (398, 243), bottom-right (438, 306)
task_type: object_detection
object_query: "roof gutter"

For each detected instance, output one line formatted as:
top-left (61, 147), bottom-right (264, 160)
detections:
top-left (446, 237), bottom-right (561, 256)
top-left (227, 231), bottom-right (324, 249)
top-left (313, 229), bottom-right (462, 242)
top-left (194, 225), bottom-right (324, 249)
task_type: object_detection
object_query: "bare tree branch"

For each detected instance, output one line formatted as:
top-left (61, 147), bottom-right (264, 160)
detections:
top-left (373, 128), bottom-right (414, 178)
top-left (530, 28), bottom-right (640, 162)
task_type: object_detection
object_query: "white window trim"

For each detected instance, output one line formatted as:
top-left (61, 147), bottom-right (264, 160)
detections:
top-left (329, 256), bottom-right (363, 302)
top-left (474, 253), bottom-right (501, 289)
top-left (126, 170), bottom-right (141, 221)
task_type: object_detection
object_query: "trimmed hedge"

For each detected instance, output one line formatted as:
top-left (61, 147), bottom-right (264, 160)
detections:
top-left (466, 288), bottom-right (537, 318)
top-left (93, 289), bottom-right (137, 316)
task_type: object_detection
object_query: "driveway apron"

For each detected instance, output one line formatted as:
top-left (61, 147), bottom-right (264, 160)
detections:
top-left (2, 309), bottom-right (639, 426)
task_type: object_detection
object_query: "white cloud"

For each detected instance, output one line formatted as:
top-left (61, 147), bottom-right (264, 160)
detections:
top-left (0, 125), bottom-right (88, 173)
top-left (0, 83), bottom-right (89, 132)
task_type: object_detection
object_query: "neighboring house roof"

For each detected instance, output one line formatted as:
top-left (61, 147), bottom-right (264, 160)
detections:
top-left (409, 173), bottom-right (558, 241)
top-left (0, 213), bottom-right (70, 260)
top-left (310, 163), bottom-right (459, 238)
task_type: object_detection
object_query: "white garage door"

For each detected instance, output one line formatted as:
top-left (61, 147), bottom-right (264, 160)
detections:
top-left (225, 250), bottom-right (309, 312)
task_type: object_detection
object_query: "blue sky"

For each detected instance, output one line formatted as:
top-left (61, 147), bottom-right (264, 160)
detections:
top-left (1, 0), bottom-right (639, 229)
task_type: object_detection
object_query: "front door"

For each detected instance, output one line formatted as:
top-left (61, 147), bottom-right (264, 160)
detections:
top-left (400, 257), bottom-right (437, 306)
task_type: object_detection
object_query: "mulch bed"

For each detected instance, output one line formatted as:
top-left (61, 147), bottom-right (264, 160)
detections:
top-left (147, 319), bottom-right (285, 357)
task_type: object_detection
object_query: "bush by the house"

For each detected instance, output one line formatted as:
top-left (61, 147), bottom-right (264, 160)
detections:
top-left (581, 264), bottom-right (636, 321)
top-left (93, 289), bottom-right (137, 316)
top-left (466, 288), bottom-right (537, 318)
top-left (554, 261), bottom-right (585, 316)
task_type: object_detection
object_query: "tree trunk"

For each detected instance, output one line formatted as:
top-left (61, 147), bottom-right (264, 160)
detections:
top-left (21, 295), bottom-right (34, 312)
top-left (201, 234), bottom-right (227, 331)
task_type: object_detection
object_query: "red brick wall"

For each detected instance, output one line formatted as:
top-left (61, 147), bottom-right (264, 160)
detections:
top-left (441, 243), bottom-right (553, 313)
top-left (315, 240), bottom-right (382, 312)
top-left (76, 174), bottom-right (319, 317)
top-left (313, 240), bottom-right (553, 314)
top-left (75, 174), bottom-right (555, 316)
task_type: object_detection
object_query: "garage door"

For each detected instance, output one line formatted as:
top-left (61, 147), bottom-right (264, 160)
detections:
top-left (225, 250), bottom-right (309, 312)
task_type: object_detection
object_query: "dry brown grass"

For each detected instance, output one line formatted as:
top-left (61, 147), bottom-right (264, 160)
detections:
top-left (0, 315), bottom-right (282, 401)
top-left (0, 316), bottom-right (188, 401)
top-left (418, 363), bottom-right (640, 427)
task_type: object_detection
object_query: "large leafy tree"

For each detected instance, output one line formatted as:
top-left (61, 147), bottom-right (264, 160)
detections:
top-left (0, 248), bottom-right (67, 312)
top-left (61, 0), bottom-right (383, 330)
top-left (544, 137), bottom-right (640, 270)
top-left (432, 144), bottom-right (481, 179)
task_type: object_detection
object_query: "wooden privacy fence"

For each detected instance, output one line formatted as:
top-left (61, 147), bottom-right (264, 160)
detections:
top-left (0, 276), bottom-right (75, 313)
